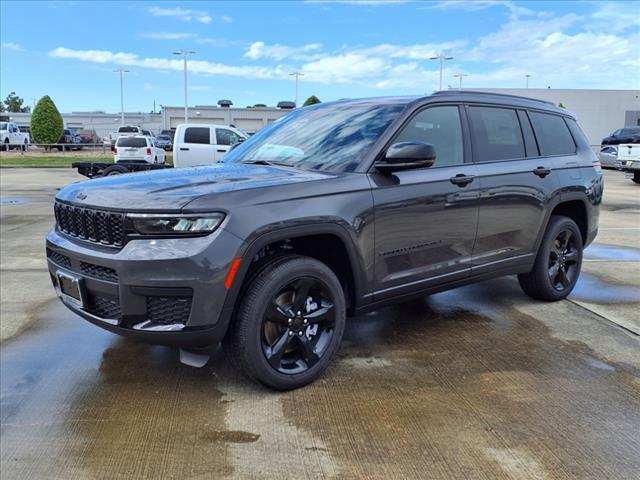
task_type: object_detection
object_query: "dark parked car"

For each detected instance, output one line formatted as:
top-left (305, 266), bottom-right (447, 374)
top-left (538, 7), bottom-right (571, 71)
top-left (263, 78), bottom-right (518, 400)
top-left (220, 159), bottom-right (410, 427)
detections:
top-left (160, 129), bottom-right (176, 141)
top-left (155, 134), bottom-right (173, 151)
top-left (47, 92), bottom-right (602, 390)
top-left (57, 128), bottom-right (82, 151)
top-left (601, 126), bottom-right (640, 146)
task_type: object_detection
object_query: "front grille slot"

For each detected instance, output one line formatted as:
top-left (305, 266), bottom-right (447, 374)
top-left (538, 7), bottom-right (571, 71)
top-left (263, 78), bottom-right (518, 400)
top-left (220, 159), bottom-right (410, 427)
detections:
top-left (54, 202), bottom-right (125, 247)
top-left (86, 295), bottom-right (122, 320)
top-left (46, 248), bottom-right (72, 269)
top-left (146, 296), bottom-right (192, 325)
top-left (80, 262), bottom-right (118, 282)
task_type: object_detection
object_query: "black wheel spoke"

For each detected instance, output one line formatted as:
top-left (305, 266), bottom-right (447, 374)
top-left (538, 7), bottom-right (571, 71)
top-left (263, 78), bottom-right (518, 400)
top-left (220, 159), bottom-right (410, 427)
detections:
top-left (265, 329), bottom-right (293, 369)
top-left (292, 278), bottom-right (314, 313)
top-left (305, 303), bottom-right (334, 324)
top-left (558, 268), bottom-right (570, 288)
top-left (264, 300), bottom-right (291, 324)
top-left (548, 263), bottom-right (559, 281)
top-left (564, 251), bottom-right (578, 264)
top-left (298, 335), bottom-right (320, 368)
top-left (560, 231), bottom-right (572, 251)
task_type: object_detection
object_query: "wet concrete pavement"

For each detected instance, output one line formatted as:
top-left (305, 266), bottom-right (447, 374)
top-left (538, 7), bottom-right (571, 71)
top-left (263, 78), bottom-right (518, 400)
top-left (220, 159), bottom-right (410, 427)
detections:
top-left (1, 168), bottom-right (639, 479)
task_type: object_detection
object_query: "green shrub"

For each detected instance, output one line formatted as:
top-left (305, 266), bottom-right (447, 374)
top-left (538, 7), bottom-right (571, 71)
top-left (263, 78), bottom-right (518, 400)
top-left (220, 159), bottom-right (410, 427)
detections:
top-left (30, 96), bottom-right (64, 144)
top-left (303, 95), bottom-right (321, 107)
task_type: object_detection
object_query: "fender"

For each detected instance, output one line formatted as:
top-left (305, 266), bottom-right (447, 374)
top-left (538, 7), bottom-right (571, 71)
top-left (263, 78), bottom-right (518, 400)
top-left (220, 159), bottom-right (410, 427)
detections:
top-left (219, 222), bottom-right (370, 325)
top-left (532, 190), bottom-right (591, 253)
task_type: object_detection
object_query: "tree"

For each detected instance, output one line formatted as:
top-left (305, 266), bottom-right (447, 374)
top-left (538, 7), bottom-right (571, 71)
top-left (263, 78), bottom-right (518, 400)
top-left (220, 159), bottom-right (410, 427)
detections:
top-left (302, 95), bottom-right (321, 107)
top-left (30, 96), bottom-right (64, 145)
top-left (4, 92), bottom-right (30, 112)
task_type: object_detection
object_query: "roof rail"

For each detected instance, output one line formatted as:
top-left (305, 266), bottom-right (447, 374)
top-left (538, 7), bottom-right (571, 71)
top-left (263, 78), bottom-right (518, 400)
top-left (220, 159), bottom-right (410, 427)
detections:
top-left (432, 90), bottom-right (556, 106)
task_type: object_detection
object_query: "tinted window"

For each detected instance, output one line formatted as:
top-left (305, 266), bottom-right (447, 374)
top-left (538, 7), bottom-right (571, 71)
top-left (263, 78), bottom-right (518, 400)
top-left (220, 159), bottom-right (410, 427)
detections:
top-left (518, 110), bottom-right (539, 157)
top-left (216, 128), bottom-right (240, 146)
top-left (224, 103), bottom-right (404, 172)
top-left (118, 126), bottom-right (139, 133)
top-left (620, 127), bottom-right (640, 135)
top-left (184, 127), bottom-right (210, 145)
top-left (468, 107), bottom-right (525, 161)
top-left (117, 137), bottom-right (148, 148)
top-left (394, 106), bottom-right (463, 166)
top-left (529, 112), bottom-right (576, 156)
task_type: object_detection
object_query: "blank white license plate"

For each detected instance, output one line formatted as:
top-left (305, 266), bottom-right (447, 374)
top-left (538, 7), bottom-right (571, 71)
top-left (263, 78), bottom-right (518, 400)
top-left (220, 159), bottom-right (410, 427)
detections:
top-left (56, 271), bottom-right (85, 307)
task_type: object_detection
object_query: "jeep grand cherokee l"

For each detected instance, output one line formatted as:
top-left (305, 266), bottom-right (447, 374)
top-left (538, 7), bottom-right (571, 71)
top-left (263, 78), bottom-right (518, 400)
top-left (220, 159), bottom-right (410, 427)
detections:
top-left (47, 91), bottom-right (603, 390)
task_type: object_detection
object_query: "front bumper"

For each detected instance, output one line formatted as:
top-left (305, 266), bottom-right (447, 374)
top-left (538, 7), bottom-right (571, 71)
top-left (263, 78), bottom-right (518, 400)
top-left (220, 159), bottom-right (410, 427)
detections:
top-left (46, 227), bottom-right (244, 347)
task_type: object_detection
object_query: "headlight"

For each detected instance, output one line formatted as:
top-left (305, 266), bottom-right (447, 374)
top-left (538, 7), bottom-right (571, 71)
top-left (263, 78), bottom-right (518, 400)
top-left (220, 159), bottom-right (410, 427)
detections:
top-left (127, 213), bottom-right (225, 235)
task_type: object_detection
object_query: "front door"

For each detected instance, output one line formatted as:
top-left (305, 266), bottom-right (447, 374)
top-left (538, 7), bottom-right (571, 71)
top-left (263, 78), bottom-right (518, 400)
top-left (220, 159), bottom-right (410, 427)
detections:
top-left (213, 128), bottom-right (241, 162)
top-left (180, 126), bottom-right (215, 167)
top-left (369, 105), bottom-right (480, 300)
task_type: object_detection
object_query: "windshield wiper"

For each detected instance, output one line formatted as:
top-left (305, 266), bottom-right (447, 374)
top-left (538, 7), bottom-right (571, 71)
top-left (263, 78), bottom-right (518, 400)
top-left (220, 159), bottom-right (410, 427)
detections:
top-left (241, 160), bottom-right (293, 167)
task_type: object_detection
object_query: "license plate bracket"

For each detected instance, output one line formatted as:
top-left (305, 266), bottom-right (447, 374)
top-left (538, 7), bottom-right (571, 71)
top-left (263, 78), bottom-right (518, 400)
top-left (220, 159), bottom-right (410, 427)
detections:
top-left (56, 270), bottom-right (85, 307)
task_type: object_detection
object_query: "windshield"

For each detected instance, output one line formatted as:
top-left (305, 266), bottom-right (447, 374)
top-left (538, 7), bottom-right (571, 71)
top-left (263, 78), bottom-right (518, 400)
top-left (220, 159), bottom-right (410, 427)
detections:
top-left (0, 123), bottom-right (7, 130)
top-left (117, 137), bottom-right (148, 148)
top-left (619, 127), bottom-right (640, 136)
top-left (223, 102), bottom-right (405, 172)
top-left (157, 135), bottom-right (171, 141)
top-left (118, 126), bottom-right (139, 133)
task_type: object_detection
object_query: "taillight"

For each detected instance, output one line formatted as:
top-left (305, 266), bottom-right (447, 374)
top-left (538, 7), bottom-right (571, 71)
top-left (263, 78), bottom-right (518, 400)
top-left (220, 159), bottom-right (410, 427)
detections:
top-left (113, 147), bottom-right (118, 155)
top-left (147, 147), bottom-right (152, 155)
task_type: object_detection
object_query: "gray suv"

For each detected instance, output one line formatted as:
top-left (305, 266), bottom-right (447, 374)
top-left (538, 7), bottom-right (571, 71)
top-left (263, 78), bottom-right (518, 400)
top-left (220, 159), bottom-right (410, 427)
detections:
top-left (47, 91), bottom-right (603, 390)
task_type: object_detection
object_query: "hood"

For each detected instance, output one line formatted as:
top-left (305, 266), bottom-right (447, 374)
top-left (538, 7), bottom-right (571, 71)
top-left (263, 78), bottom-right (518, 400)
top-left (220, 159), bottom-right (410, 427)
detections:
top-left (56, 163), bottom-right (335, 211)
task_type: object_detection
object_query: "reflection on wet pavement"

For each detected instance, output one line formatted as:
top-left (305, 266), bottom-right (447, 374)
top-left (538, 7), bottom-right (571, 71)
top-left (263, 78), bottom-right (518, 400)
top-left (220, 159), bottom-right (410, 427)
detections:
top-left (570, 273), bottom-right (640, 304)
top-left (2, 281), bottom-right (639, 479)
top-left (584, 243), bottom-right (640, 262)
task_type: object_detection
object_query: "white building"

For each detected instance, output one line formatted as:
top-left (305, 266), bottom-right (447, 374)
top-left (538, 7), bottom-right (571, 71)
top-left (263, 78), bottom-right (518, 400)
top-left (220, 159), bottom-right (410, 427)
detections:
top-left (468, 89), bottom-right (640, 146)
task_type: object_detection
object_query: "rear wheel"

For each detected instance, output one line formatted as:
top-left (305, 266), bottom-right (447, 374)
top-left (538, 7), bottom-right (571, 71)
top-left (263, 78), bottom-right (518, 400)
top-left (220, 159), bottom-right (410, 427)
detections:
top-left (102, 165), bottom-right (129, 176)
top-left (518, 215), bottom-right (583, 301)
top-left (232, 255), bottom-right (346, 390)
top-left (633, 172), bottom-right (640, 184)
top-left (3, 139), bottom-right (9, 151)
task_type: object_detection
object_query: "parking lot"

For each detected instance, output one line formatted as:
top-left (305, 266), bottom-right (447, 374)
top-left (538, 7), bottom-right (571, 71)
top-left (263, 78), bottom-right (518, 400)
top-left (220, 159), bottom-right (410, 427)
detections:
top-left (1, 168), bottom-right (639, 479)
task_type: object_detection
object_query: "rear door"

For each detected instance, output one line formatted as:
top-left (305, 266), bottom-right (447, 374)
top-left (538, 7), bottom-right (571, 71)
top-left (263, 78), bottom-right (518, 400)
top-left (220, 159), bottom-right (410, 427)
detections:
top-left (468, 105), bottom-right (560, 274)
top-left (213, 128), bottom-right (242, 162)
top-left (177, 126), bottom-right (215, 167)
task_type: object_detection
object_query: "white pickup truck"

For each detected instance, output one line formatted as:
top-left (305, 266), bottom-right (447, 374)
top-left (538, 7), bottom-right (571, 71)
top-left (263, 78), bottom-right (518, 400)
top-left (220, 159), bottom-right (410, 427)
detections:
top-left (617, 143), bottom-right (640, 184)
top-left (107, 125), bottom-right (145, 146)
top-left (1, 122), bottom-right (30, 151)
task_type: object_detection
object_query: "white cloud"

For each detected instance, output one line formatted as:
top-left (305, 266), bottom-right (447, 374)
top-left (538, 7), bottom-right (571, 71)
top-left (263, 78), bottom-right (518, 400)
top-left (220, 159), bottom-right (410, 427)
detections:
top-left (148, 6), bottom-right (214, 24)
top-left (244, 41), bottom-right (322, 61)
top-left (1, 42), bottom-right (24, 51)
top-left (590, 2), bottom-right (640, 33)
top-left (141, 32), bottom-right (197, 40)
top-left (426, 1), bottom-right (537, 17)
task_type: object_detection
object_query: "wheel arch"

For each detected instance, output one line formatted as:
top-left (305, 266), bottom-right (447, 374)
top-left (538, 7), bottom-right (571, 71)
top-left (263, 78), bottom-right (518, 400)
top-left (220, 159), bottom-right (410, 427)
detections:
top-left (534, 194), bottom-right (589, 251)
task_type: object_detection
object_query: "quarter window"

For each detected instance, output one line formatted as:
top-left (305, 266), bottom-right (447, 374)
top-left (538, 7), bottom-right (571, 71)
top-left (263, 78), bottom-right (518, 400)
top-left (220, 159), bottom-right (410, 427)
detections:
top-left (184, 127), bottom-right (210, 145)
top-left (394, 106), bottom-right (464, 167)
top-left (528, 112), bottom-right (576, 156)
top-left (468, 107), bottom-right (525, 162)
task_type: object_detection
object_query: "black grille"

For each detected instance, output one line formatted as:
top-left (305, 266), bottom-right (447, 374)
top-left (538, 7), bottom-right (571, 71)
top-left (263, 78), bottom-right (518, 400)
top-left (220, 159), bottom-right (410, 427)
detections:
top-left (80, 262), bottom-right (118, 282)
top-left (54, 202), bottom-right (126, 247)
top-left (86, 295), bottom-right (122, 319)
top-left (146, 296), bottom-right (192, 325)
top-left (47, 248), bottom-right (72, 269)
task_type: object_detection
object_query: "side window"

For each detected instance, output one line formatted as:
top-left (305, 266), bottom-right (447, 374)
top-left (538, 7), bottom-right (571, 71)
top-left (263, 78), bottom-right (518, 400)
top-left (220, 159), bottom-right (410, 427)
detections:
top-left (528, 111), bottom-right (576, 156)
top-left (517, 110), bottom-right (539, 157)
top-left (184, 127), bottom-right (210, 145)
top-left (216, 128), bottom-right (240, 146)
top-left (394, 106), bottom-right (464, 167)
top-left (468, 106), bottom-right (525, 161)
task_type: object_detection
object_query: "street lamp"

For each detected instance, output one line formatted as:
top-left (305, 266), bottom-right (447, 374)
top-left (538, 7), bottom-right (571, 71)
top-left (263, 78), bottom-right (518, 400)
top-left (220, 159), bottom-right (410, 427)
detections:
top-left (453, 73), bottom-right (469, 89)
top-left (173, 49), bottom-right (195, 123)
top-left (114, 68), bottom-right (130, 126)
top-left (289, 71), bottom-right (304, 107)
top-left (429, 54), bottom-right (454, 91)
top-left (525, 74), bottom-right (531, 88)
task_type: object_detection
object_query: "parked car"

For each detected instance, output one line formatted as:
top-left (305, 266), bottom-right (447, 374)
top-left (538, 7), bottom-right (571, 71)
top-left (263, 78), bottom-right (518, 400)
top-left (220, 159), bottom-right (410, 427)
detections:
top-left (598, 145), bottom-right (619, 169)
top-left (601, 126), bottom-right (640, 146)
top-left (1, 122), bottom-right (30, 151)
top-left (114, 135), bottom-right (166, 164)
top-left (617, 143), bottom-right (640, 184)
top-left (57, 128), bottom-right (82, 151)
top-left (155, 134), bottom-right (173, 151)
top-left (76, 128), bottom-right (99, 144)
top-left (160, 129), bottom-right (176, 141)
top-left (18, 125), bottom-right (32, 143)
top-left (172, 124), bottom-right (247, 168)
top-left (108, 125), bottom-right (144, 146)
top-left (47, 91), bottom-right (602, 390)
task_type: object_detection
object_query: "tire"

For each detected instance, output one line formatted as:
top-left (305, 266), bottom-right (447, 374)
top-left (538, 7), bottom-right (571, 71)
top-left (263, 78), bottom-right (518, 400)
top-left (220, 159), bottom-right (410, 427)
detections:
top-left (232, 255), bottom-right (346, 390)
top-left (518, 215), bottom-right (583, 301)
top-left (101, 165), bottom-right (129, 176)
top-left (633, 172), bottom-right (640, 184)
top-left (22, 140), bottom-right (28, 152)
top-left (2, 140), bottom-right (9, 151)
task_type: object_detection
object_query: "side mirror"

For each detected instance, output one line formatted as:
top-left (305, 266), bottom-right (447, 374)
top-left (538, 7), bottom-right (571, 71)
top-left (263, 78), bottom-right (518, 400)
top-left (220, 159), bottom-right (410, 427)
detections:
top-left (374, 141), bottom-right (436, 173)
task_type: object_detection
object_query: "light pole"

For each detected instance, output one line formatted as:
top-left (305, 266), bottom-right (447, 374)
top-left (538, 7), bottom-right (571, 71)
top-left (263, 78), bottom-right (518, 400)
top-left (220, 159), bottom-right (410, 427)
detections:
top-left (173, 49), bottom-right (195, 123)
top-left (114, 68), bottom-right (130, 126)
top-left (525, 74), bottom-right (531, 88)
top-left (289, 72), bottom-right (304, 107)
top-left (453, 73), bottom-right (469, 89)
top-left (429, 54), bottom-right (454, 91)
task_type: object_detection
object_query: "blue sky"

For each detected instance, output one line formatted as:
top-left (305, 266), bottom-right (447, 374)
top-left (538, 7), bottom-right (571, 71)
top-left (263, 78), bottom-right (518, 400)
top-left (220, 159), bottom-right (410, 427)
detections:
top-left (1, 1), bottom-right (638, 113)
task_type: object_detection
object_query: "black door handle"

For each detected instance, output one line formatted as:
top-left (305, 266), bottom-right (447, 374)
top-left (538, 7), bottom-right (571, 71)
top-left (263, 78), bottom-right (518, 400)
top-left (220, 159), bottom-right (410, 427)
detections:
top-left (450, 174), bottom-right (475, 187)
top-left (533, 166), bottom-right (551, 178)
top-left (179, 147), bottom-right (190, 151)
top-left (217, 149), bottom-right (226, 153)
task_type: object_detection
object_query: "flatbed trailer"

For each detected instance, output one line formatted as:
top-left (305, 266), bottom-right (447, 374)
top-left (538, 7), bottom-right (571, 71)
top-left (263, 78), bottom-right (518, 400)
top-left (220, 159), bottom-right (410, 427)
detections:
top-left (72, 161), bottom-right (172, 179)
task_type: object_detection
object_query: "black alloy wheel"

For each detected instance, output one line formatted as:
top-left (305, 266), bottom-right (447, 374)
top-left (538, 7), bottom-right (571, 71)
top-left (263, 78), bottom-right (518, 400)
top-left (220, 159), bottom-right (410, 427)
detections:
top-left (548, 229), bottom-right (579, 292)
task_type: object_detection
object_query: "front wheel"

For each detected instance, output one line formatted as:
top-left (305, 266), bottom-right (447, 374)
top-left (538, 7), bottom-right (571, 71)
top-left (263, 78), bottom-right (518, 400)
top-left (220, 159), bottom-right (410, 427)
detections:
top-left (231, 255), bottom-right (346, 390)
top-left (518, 215), bottom-right (583, 301)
